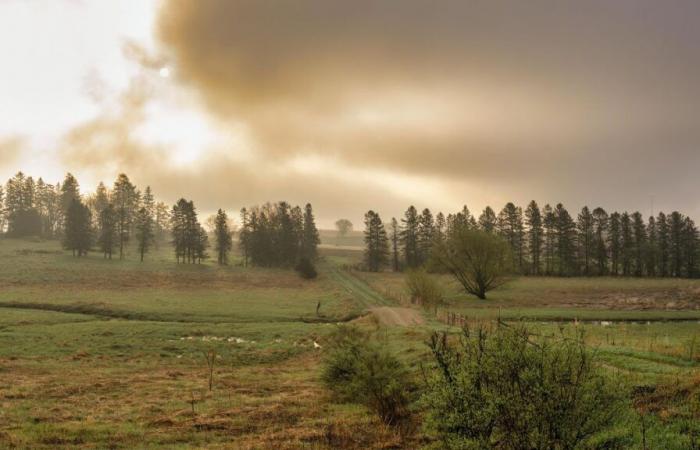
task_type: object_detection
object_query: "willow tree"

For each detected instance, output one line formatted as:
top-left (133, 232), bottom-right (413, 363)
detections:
top-left (432, 228), bottom-right (511, 300)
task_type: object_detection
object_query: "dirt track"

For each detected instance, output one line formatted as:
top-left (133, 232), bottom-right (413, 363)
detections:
top-left (369, 307), bottom-right (425, 326)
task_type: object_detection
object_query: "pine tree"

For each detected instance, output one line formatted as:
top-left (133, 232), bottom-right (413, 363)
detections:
top-left (669, 211), bottom-right (685, 277)
top-left (239, 207), bottom-right (251, 267)
top-left (390, 217), bottom-right (400, 271)
top-left (275, 201), bottom-right (298, 266)
top-left (400, 206), bottom-right (420, 268)
top-left (657, 212), bottom-right (670, 277)
top-left (577, 206), bottom-right (594, 276)
top-left (364, 210), bottom-right (389, 272)
top-left (141, 186), bottom-right (155, 219)
top-left (543, 204), bottom-right (556, 275)
top-left (682, 217), bottom-right (699, 277)
top-left (60, 173), bottom-right (80, 230)
top-left (478, 206), bottom-right (497, 233)
top-left (98, 203), bottom-right (117, 259)
top-left (497, 203), bottom-right (524, 272)
top-left (620, 212), bottom-right (633, 276)
top-left (62, 198), bottom-right (92, 257)
top-left (195, 225), bottom-right (209, 264)
top-left (435, 212), bottom-right (446, 244)
top-left (631, 212), bottom-right (646, 276)
top-left (417, 208), bottom-right (435, 265)
top-left (554, 203), bottom-right (576, 276)
top-left (525, 201), bottom-right (543, 275)
top-left (301, 203), bottom-right (320, 261)
top-left (609, 212), bottom-right (622, 276)
top-left (112, 174), bottom-right (138, 259)
top-left (646, 216), bottom-right (658, 277)
top-left (154, 201), bottom-right (170, 245)
top-left (592, 208), bottom-right (609, 275)
top-left (214, 209), bottom-right (233, 265)
top-left (171, 199), bottom-right (203, 264)
top-left (135, 207), bottom-right (155, 262)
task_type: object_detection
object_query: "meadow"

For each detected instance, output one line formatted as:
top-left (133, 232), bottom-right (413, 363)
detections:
top-left (0, 237), bottom-right (698, 448)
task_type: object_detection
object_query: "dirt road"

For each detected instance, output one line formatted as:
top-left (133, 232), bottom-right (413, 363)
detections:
top-left (369, 306), bottom-right (425, 326)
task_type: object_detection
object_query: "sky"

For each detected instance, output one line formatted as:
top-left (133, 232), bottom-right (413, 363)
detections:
top-left (2, 0), bottom-right (700, 227)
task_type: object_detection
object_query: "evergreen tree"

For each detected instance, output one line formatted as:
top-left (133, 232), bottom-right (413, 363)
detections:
top-left (620, 213), bottom-right (633, 276)
top-left (170, 198), bottom-right (203, 264)
top-left (301, 203), bottom-right (320, 261)
top-left (5, 172), bottom-right (41, 236)
top-left (141, 186), bottom-right (155, 219)
top-left (59, 173), bottom-right (80, 231)
top-left (554, 204), bottom-right (577, 276)
top-left (400, 206), bottom-right (420, 268)
top-left (592, 208), bottom-right (609, 275)
top-left (364, 210), bottom-right (389, 272)
top-left (646, 216), bottom-right (658, 277)
top-left (543, 204), bottom-right (556, 275)
top-left (478, 206), bottom-right (497, 233)
top-left (239, 207), bottom-right (251, 267)
top-left (390, 217), bottom-right (400, 272)
top-left (417, 208), bottom-right (435, 265)
top-left (669, 211), bottom-right (685, 277)
top-left (497, 203), bottom-right (524, 272)
top-left (112, 174), bottom-right (138, 259)
top-left (525, 201), bottom-right (543, 275)
top-left (195, 225), bottom-right (209, 264)
top-left (98, 203), bottom-right (117, 259)
top-left (135, 207), bottom-right (155, 262)
top-left (682, 217), bottom-right (699, 277)
top-left (657, 212), bottom-right (670, 277)
top-left (214, 209), bottom-right (233, 265)
top-left (608, 212), bottom-right (622, 276)
top-left (154, 201), bottom-right (170, 245)
top-left (275, 201), bottom-right (298, 266)
top-left (631, 212), bottom-right (646, 276)
top-left (435, 212), bottom-right (446, 244)
top-left (36, 178), bottom-right (60, 237)
top-left (577, 206), bottom-right (594, 275)
top-left (62, 198), bottom-right (92, 256)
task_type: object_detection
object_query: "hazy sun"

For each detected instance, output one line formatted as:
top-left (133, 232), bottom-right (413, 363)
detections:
top-left (159, 67), bottom-right (170, 78)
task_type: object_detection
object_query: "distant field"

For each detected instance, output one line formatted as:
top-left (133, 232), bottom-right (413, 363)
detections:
top-left (318, 229), bottom-right (364, 249)
top-left (0, 239), bottom-right (698, 448)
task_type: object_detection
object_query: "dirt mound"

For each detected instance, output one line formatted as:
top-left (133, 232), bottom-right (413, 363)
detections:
top-left (369, 307), bottom-right (424, 326)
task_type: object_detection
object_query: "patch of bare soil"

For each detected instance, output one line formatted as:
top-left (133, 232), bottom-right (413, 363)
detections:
top-left (368, 307), bottom-right (424, 326)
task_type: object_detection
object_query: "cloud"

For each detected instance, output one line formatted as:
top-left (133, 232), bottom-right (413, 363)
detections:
top-left (0, 135), bottom-right (24, 171)
top-left (153, 0), bottom-right (700, 218)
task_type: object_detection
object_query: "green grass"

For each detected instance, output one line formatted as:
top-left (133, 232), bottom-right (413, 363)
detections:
top-left (1, 239), bottom-right (699, 448)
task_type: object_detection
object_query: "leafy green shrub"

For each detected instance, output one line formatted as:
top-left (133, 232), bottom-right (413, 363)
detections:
top-left (423, 324), bottom-right (625, 449)
top-left (405, 269), bottom-right (444, 310)
top-left (322, 325), bottom-right (413, 426)
top-left (295, 257), bottom-right (318, 279)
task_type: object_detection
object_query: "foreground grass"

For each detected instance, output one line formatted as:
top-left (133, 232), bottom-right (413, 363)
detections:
top-left (0, 238), bottom-right (699, 448)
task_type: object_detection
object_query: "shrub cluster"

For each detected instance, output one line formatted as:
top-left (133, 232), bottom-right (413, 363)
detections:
top-left (422, 323), bottom-right (626, 449)
top-left (405, 269), bottom-right (444, 309)
top-left (321, 325), bottom-right (413, 426)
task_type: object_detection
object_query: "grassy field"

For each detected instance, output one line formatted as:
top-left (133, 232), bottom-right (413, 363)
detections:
top-left (0, 238), bottom-right (699, 448)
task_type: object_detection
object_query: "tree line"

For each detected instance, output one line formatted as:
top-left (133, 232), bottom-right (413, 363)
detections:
top-left (238, 202), bottom-right (320, 268)
top-left (364, 202), bottom-right (700, 278)
top-left (0, 171), bottom-right (320, 270)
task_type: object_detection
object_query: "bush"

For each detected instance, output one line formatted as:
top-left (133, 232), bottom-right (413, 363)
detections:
top-left (431, 228), bottom-right (512, 299)
top-left (322, 325), bottom-right (413, 426)
top-left (295, 257), bottom-right (317, 279)
top-left (423, 324), bottom-right (625, 449)
top-left (405, 269), bottom-right (444, 310)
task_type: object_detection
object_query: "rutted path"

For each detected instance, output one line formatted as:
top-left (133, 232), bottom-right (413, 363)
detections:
top-left (327, 266), bottom-right (393, 308)
top-left (326, 264), bottom-right (425, 326)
